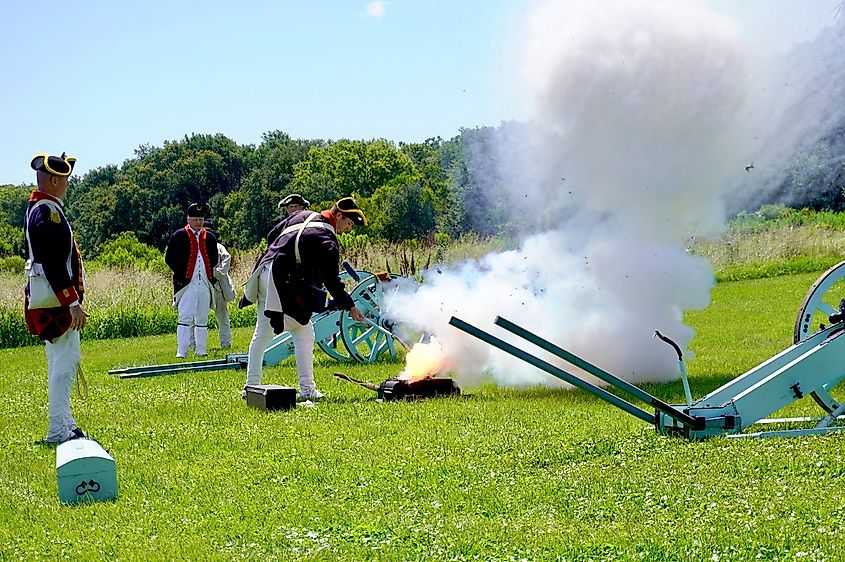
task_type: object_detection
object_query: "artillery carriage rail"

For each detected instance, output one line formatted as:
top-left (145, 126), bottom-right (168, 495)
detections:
top-left (450, 261), bottom-right (845, 440)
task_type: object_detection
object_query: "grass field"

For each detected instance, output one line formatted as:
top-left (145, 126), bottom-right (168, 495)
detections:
top-left (2, 271), bottom-right (845, 561)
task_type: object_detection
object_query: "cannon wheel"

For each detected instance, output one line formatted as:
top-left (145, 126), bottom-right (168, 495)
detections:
top-left (315, 269), bottom-right (372, 361)
top-left (794, 260), bottom-right (845, 413)
top-left (338, 274), bottom-right (407, 363)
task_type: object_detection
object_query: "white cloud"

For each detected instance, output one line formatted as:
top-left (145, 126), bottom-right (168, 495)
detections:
top-left (365, 1), bottom-right (388, 19)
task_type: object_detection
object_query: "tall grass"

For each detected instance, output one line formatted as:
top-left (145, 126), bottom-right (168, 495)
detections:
top-left (5, 214), bottom-right (845, 349)
top-left (338, 233), bottom-right (511, 278)
top-left (688, 208), bottom-right (845, 281)
top-left (0, 236), bottom-right (505, 349)
top-left (0, 268), bottom-right (256, 349)
top-left (691, 224), bottom-right (845, 272)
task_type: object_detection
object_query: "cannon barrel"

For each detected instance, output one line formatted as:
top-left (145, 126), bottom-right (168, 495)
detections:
top-left (334, 372), bottom-right (460, 401)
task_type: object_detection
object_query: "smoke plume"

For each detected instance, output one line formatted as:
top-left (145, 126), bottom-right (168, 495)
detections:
top-left (730, 13), bottom-right (845, 210)
top-left (386, 0), bottom-right (843, 388)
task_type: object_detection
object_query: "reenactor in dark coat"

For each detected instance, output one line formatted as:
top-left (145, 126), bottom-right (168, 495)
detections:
top-left (242, 197), bottom-right (366, 400)
top-left (164, 203), bottom-right (219, 358)
top-left (24, 152), bottom-right (88, 444)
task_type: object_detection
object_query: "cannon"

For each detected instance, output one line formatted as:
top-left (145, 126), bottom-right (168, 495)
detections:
top-left (109, 265), bottom-right (409, 379)
top-left (333, 372), bottom-right (461, 401)
top-left (449, 262), bottom-right (845, 440)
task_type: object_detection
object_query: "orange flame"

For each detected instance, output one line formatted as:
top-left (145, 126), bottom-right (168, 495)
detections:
top-left (398, 338), bottom-right (449, 382)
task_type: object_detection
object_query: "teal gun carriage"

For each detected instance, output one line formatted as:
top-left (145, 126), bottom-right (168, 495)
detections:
top-left (109, 264), bottom-right (409, 378)
top-left (449, 261), bottom-right (845, 440)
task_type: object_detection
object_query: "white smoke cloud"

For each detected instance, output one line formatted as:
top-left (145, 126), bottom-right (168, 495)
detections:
top-left (730, 15), bottom-right (845, 210)
top-left (385, 0), bottom-right (842, 390)
top-left (365, 1), bottom-right (388, 20)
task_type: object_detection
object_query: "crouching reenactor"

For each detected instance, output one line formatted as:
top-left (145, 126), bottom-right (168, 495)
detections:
top-left (164, 203), bottom-right (219, 358)
top-left (241, 197), bottom-right (366, 400)
top-left (24, 153), bottom-right (88, 444)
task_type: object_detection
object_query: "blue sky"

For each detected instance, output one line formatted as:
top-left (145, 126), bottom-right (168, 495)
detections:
top-left (1, 0), bottom-right (841, 184)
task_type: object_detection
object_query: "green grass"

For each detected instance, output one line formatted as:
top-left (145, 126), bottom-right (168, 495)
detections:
top-left (690, 223), bottom-right (845, 279)
top-left (2, 272), bottom-right (845, 560)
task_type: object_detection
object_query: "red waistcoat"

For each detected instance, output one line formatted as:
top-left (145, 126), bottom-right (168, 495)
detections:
top-left (184, 226), bottom-right (214, 281)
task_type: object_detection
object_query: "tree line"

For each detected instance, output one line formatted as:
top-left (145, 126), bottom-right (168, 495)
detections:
top-left (0, 128), bottom-right (518, 261)
top-left (1, 122), bottom-right (843, 263)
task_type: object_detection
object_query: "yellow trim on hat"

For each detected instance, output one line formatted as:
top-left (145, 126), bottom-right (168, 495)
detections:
top-left (342, 209), bottom-right (368, 226)
top-left (32, 153), bottom-right (74, 177)
top-left (31, 153), bottom-right (48, 171)
top-left (44, 158), bottom-right (70, 176)
top-left (336, 197), bottom-right (367, 226)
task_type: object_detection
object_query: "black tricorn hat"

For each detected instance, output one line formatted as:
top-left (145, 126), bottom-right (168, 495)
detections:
top-left (278, 193), bottom-right (310, 208)
top-left (336, 196), bottom-right (368, 226)
top-left (31, 152), bottom-right (76, 177)
top-left (187, 203), bottom-right (207, 218)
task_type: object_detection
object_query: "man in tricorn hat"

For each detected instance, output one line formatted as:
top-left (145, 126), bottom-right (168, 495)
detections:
top-left (279, 193), bottom-right (310, 215)
top-left (164, 203), bottom-right (219, 358)
top-left (241, 196), bottom-right (366, 400)
top-left (24, 152), bottom-right (88, 444)
top-left (267, 193), bottom-right (311, 245)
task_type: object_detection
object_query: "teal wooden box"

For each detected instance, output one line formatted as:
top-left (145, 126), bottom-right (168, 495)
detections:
top-left (56, 439), bottom-right (118, 504)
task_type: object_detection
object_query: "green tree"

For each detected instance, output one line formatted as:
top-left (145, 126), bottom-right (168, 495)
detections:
top-left (0, 223), bottom-right (24, 257)
top-left (289, 139), bottom-right (416, 204)
top-left (68, 134), bottom-right (250, 251)
top-left (120, 133), bottom-right (247, 210)
top-left (400, 137), bottom-right (470, 238)
top-left (444, 127), bottom-right (512, 238)
top-left (0, 184), bottom-right (31, 228)
top-left (217, 131), bottom-right (320, 247)
top-left (94, 232), bottom-right (168, 274)
top-left (367, 177), bottom-right (436, 242)
top-left (220, 176), bottom-right (277, 248)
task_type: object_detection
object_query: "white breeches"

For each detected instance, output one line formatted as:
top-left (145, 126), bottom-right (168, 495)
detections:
top-left (246, 264), bottom-right (316, 391)
top-left (212, 288), bottom-right (231, 347)
top-left (177, 278), bottom-right (211, 356)
top-left (45, 329), bottom-right (80, 442)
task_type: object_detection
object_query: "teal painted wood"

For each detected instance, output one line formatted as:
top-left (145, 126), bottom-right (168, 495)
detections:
top-left (491, 315), bottom-right (699, 429)
top-left (694, 326), bottom-right (834, 407)
top-left (56, 439), bottom-right (117, 504)
top-left (671, 328), bottom-right (845, 438)
top-left (678, 360), bottom-right (693, 406)
top-left (263, 309), bottom-right (342, 366)
top-left (454, 313), bottom-right (845, 440)
top-left (448, 316), bottom-right (656, 425)
top-left (727, 426), bottom-right (845, 439)
top-left (730, 332), bottom-right (845, 425)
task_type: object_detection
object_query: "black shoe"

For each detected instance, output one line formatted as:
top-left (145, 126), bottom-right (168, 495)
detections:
top-left (69, 427), bottom-right (88, 441)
